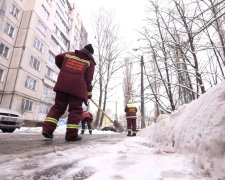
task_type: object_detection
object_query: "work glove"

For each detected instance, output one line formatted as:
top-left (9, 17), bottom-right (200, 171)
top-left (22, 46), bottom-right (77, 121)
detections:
top-left (88, 92), bottom-right (92, 99)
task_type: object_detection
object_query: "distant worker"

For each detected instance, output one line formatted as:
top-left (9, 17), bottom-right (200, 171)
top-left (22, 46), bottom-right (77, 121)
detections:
top-left (81, 111), bottom-right (93, 134)
top-left (42, 44), bottom-right (95, 141)
top-left (125, 101), bottom-right (138, 136)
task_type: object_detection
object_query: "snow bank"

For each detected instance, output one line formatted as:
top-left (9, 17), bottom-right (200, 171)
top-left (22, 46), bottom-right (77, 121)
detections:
top-left (140, 80), bottom-right (225, 179)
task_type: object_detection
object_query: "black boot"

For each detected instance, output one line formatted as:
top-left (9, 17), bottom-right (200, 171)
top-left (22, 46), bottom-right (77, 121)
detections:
top-left (80, 130), bottom-right (84, 134)
top-left (127, 131), bottom-right (131, 136)
top-left (89, 130), bottom-right (92, 134)
top-left (66, 129), bottom-right (82, 141)
top-left (65, 135), bottom-right (82, 141)
top-left (132, 132), bottom-right (136, 136)
top-left (42, 132), bottom-right (53, 139)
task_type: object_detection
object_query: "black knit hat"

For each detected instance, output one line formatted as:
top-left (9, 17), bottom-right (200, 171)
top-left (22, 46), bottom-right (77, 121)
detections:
top-left (84, 44), bottom-right (94, 54)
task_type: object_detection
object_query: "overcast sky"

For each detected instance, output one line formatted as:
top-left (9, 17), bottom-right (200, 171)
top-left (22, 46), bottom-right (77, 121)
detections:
top-left (69, 0), bottom-right (150, 115)
top-left (74, 0), bottom-right (148, 47)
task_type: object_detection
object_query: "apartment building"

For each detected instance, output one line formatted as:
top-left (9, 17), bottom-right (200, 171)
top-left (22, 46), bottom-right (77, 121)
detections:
top-left (0, 0), bottom-right (88, 122)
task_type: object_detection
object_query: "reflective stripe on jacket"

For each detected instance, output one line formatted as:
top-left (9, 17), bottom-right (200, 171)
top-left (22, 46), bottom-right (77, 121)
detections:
top-left (125, 103), bottom-right (137, 119)
top-left (54, 50), bottom-right (95, 102)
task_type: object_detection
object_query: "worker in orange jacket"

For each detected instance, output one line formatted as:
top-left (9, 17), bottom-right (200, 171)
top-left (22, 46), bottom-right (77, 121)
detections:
top-left (42, 44), bottom-right (95, 141)
top-left (125, 101), bottom-right (138, 136)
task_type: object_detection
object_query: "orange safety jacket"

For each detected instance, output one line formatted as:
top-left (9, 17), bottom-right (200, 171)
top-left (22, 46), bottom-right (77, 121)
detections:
top-left (124, 103), bottom-right (137, 119)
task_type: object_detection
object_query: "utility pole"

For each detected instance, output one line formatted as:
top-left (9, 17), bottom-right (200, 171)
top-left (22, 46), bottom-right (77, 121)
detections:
top-left (115, 100), bottom-right (118, 121)
top-left (140, 55), bottom-right (145, 128)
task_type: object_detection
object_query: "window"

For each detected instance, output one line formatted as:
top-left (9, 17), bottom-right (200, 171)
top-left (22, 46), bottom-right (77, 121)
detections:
top-left (53, 24), bottom-right (61, 38)
top-left (60, 33), bottom-right (69, 47)
top-left (48, 51), bottom-right (55, 63)
top-left (46, 0), bottom-right (53, 6)
top-left (36, 21), bottom-right (46, 35)
top-left (53, 25), bottom-right (69, 48)
top-left (9, 4), bottom-right (20, 19)
top-left (59, 0), bottom-right (65, 6)
top-left (46, 67), bottom-right (57, 81)
top-left (33, 37), bottom-right (44, 53)
top-left (51, 36), bottom-right (66, 54)
top-left (39, 103), bottom-right (50, 114)
top-left (21, 99), bottom-right (33, 111)
top-left (41, 5), bottom-right (49, 21)
top-left (4, 23), bottom-right (15, 38)
top-left (29, 56), bottom-right (40, 71)
top-left (51, 36), bottom-right (61, 54)
top-left (0, 43), bottom-right (10, 59)
top-left (43, 83), bottom-right (55, 101)
top-left (61, 48), bottom-right (66, 53)
top-left (0, 69), bottom-right (4, 82)
top-left (25, 76), bottom-right (37, 90)
top-left (43, 83), bottom-right (53, 96)
top-left (55, 11), bottom-right (69, 33)
top-left (56, 0), bottom-right (70, 22)
top-left (56, 26), bottom-right (61, 38)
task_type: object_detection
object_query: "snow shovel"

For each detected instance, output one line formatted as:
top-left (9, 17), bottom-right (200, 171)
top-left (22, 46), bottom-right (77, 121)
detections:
top-left (89, 99), bottom-right (124, 132)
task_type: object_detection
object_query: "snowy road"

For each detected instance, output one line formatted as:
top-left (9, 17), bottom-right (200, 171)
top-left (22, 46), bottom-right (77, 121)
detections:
top-left (0, 133), bottom-right (125, 158)
top-left (0, 128), bottom-right (208, 180)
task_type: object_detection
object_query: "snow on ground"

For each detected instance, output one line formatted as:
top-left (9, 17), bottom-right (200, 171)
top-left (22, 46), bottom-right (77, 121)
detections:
top-left (140, 80), bottom-right (225, 179)
top-left (11, 127), bottom-right (206, 180)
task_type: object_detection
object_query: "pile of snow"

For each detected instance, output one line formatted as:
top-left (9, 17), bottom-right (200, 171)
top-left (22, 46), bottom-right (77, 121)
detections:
top-left (140, 80), bottom-right (225, 179)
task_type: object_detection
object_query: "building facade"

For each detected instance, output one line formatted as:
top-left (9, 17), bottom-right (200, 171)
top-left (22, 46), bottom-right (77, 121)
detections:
top-left (0, 0), bottom-right (88, 122)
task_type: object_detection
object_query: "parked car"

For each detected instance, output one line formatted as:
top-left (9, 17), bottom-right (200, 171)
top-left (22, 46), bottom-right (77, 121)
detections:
top-left (101, 126), bottom-right (116, 132)
top-left (0, 107), bottom-right (24, 133)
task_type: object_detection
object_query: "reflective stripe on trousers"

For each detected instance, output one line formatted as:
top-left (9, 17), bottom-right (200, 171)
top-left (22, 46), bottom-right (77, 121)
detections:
top-left (44, 117), bottom-right (58, 125)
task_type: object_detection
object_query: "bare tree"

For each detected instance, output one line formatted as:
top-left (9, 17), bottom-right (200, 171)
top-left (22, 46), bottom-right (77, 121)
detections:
top-left (196, 0), bottom-right (225, 80)
top-left (172, 0), bottom-right (206, 94)
top-left (92, 9), bottom-right (124, 129)
top-left (138, 0), bottom-right (225, 113)
top-left (122, 57), bottom-right (135, 105)
top-left (200, 0), bottom-right (225, 65)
